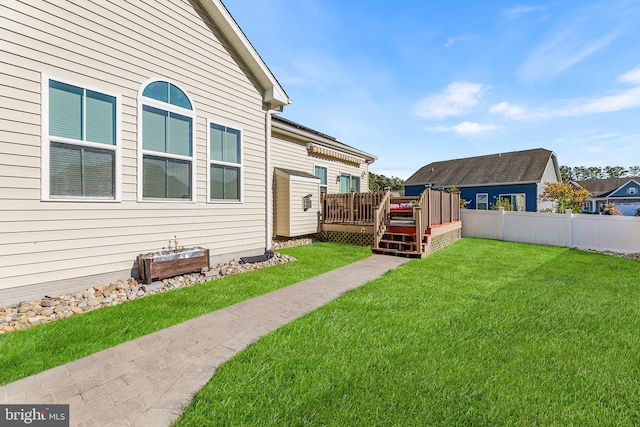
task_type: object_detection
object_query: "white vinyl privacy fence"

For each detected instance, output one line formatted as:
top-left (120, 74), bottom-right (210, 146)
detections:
top-left (461, 208), bottom-right (640, 253)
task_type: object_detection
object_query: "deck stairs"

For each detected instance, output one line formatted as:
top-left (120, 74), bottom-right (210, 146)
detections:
top-left (373, 220), bottom-right (428, 258)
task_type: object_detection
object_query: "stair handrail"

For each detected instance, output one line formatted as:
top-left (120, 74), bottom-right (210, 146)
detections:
top-left (373, 189), bottom-right (391, 248)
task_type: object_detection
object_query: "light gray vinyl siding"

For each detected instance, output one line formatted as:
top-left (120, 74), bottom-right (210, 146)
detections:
top-left (274, 174), bottom-right (290, 237)
top-left (0, 0), bottom-right (270, 293)
top-left (274, 172), bottom-right (320, 237)
top-left (289, 180), bottom-right (320, 236)
top-left (537, 157), bottom-right (560, 211)
top-left (271, 132), bottom-right (369, 194)
top-left (270, 131), bottom-right (370, 237)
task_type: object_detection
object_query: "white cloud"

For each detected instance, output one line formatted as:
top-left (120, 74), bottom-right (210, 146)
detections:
top-left (494, 69), bottom-right (640, 121)
top-left (424, 126), bottom-right (451, 133)
top-left (444, 34), bottom-right (473, 48)
top-left (619, 65), bottom-right (640, 84)
top-left (553, 133), bottom-right (640, 167)
top-left (523, 86), bottom-right (640, 119)
top-left (452, 122), bottom-right (499, 134)
top-left (519, 25), bottom-right (618, 81)
top-left (517, 1), bottom-right (629, 82)
top-left (414, 82), bottom-right (486, 120)
top-left (502, 5), bottom-right (546, 19)
top-left (424, 122), bottom-right (499, 134)
top-left (576, 86), bottom-right (640, 114)
top-left (275, 50), bottom-right (351, 88)
top-left (490, 102), bottom-right (525, 118)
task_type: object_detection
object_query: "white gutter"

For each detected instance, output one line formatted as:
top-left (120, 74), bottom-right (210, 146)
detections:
top-left (265, 107), bottom-right (283, 251)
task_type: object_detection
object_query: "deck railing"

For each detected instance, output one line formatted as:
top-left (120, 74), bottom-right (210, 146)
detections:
top-left (322, 190), bottom-right (388, 224)
top-left (322, 188), bottom-right (460, 253)
top-left (373, 190), bottom-right (391, 247)
top-left (416, 189), bottom-right (461, 242)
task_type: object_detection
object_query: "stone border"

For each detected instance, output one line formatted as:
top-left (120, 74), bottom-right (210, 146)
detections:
top-left (0, 249), bottom-right (301, 334)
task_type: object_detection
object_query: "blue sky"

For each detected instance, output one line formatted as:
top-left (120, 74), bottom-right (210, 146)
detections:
top-left (223, 0), bottom-right (640, 179)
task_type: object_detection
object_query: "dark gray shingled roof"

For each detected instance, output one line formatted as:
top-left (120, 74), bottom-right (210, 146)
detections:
top-left (273, 115), bottom-right (337, 141)
top-left (574, 177), bottom-right (640, 197)
top-left (404, 148), bottom-right (556, 187)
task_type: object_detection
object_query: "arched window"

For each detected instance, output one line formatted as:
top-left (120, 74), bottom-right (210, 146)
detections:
top-left (139, 80), bottom-right (195, 201)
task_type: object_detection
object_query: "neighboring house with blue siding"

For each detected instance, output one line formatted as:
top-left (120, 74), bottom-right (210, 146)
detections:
top-left (573, 178), bottom-right (640, 216)
top-left (403, 148), bottom-right (561, 212)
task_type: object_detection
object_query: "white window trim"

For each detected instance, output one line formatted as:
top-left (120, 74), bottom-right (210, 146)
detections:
top-left (137, 78), bottom-right (196, 203)
top-left (206, 117), bottom-right (244, 203)
top-left (627, 187), bottom-right (637, 195)
top-left (41, 74), bottom-right (122, 202)
top-left (313, 164), bottom-right (328, 193)
top-left (476, 193), bottom-right (488, 210)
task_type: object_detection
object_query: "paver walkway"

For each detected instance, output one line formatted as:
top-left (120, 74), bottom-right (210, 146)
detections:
top-left (0, 254), bottom-right (410, 426)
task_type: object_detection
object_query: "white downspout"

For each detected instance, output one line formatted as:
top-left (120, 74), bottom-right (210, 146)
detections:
top-left (265, 106), bottom-right (283, 251)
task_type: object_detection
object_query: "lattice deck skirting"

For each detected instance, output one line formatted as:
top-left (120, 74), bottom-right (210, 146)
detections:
top-left (316, 231), bottom-right (374, 247)
top-left (319, 227), bottom-right (461, 256)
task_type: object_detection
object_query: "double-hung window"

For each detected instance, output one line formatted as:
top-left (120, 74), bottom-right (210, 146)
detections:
top-left (139, 81), bottom-right (194, 201)
top-left (209, 122), bottom-right (242, 201)
top-left (314, 165), bottom-right (328, 194)
top-left (340, 173), bottom-right (361, 193)
top-left (43, 77), bottom-right (120, 200)
top-left (476, 193), bottom-right (488, 210)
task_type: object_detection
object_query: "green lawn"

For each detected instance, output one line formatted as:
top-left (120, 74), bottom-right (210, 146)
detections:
top-left (0, 242), bottom-right (371, 385)
top-left (176, 238), bottom-right (640, 426)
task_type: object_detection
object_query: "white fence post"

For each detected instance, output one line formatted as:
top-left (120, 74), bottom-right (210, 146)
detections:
top-left (565, 209), bottom-right (573, 248)
top-left (460, 209), bottom-right (640, 253)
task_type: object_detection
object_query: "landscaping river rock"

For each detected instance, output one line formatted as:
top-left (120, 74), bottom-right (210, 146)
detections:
top-left (0, 250), bottom-right (298, 334)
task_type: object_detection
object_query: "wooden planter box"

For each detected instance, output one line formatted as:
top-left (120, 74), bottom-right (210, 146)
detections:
top-left (137, 247), bottom-right (210, 284)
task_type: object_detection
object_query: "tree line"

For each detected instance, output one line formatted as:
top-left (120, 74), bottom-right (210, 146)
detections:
top-left (368, 172), bottom-right (404, 192)
top-left (369, 165), bottom-right (640, 192)
top-left (560, 165), bottom-right (640, 182)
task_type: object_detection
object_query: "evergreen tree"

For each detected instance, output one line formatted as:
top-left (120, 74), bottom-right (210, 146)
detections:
top-left (560, 165), bottom-right (638, 180)
top-left (368, 172), bottom-right (404, 192)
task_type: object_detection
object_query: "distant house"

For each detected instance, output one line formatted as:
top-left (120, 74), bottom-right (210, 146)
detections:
top-left (573, 178), bottom-right (640, 216)
top-left (403, 148), bottom-right (561, 212)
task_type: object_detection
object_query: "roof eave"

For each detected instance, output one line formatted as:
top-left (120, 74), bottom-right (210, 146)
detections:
top-left (549, 151), bottom-right (562, 182)
top-left (405, 181), bottom-right (540, 188)
top-left (609, 178), bottom-right (640, 196)
top-left (197, 0), bottom-right (291, 107)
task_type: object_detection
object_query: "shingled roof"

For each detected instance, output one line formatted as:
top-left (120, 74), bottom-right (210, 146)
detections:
top-left (404, 148), bottom-right (558, 187)
top-left (573, 177), bottom-right (640, 197)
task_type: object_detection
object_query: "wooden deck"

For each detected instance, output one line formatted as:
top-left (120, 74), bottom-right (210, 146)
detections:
top-left (321, 189), bottom-right (461, 257)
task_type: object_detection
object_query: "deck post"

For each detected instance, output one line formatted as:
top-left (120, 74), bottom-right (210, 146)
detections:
top-left (426, 189), bottom-right (432, 229)
top-left (349, 189), bottom-right (355, 224)
top-left (449, 192), bottom-right (454, 223)
top-left (373, 206), bottom-right (380, 247)
top-left (415, 206), bottom-right (423, 254)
